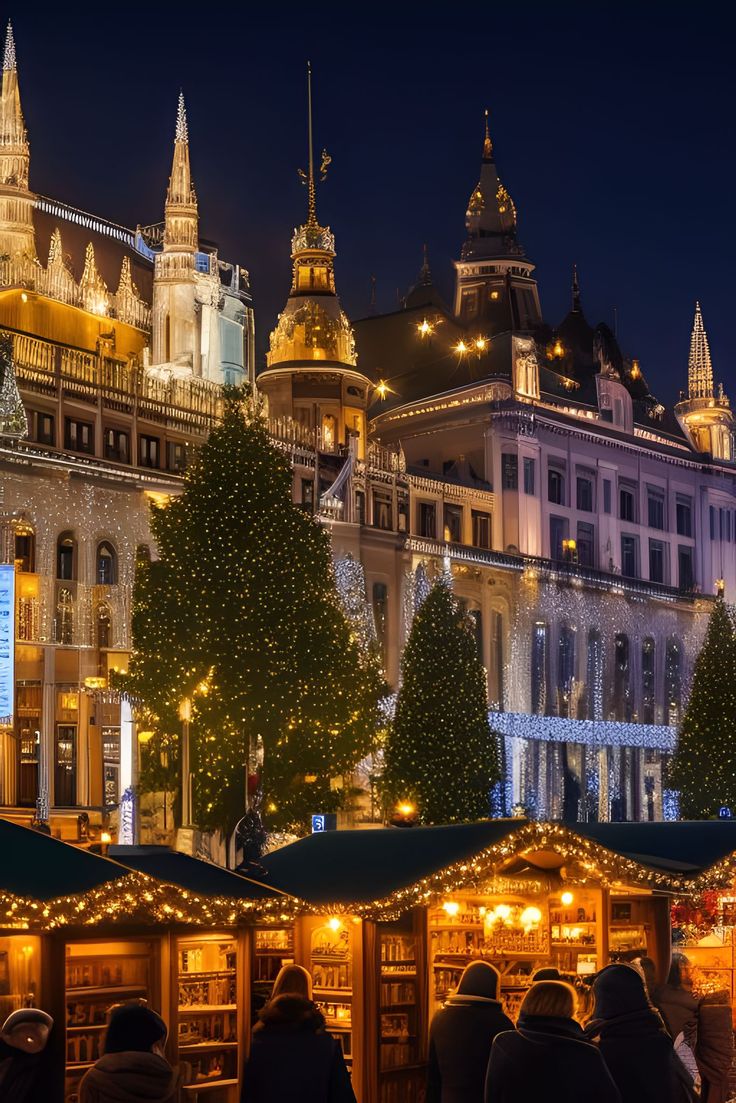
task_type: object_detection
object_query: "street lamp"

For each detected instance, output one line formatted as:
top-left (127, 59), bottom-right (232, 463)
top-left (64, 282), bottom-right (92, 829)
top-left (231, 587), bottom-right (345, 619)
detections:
top-left (178, 697), bottom-right (192, 827)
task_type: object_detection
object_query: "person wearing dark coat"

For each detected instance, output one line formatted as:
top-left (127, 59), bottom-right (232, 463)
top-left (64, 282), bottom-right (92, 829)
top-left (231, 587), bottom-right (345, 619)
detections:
top-left (241, 964), bottom-right (355, 1103)
top-left (485, 980), bottom-right (622, 1103)
top-left (585, 963), bottom-right (696, 1103)
top-left (0, 1008), bottom-right (55, 1103)
top-left (654, 954), bottom-right (699, 1045)
top-left (79, 1003), bottom-right (182, 1103)
top-left (696, 991), bottom-right (734, 1103)
top-left (426, 960), bottom-right (513, 1103)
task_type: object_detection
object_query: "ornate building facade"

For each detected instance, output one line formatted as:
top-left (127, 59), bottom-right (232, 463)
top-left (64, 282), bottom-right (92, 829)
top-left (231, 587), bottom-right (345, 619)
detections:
top-left (0, 24), bottom-right (252, 835)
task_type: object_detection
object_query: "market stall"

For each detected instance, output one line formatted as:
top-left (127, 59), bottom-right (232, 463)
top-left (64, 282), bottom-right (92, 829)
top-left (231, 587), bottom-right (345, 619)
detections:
top-left (259, 819), bottom-right (686, 1103)
top-left (0, 822), bottom-right (298, 1103)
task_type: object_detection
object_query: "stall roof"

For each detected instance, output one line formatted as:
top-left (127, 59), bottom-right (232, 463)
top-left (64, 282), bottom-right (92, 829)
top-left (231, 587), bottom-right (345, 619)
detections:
top-left (259, 820), bottom-right (524, 904)
top-left (573, 821), bottom-right (736, 875)
top-left (109, 845), bottom-right (287, 901)
top-left (0, 818), bottom-right (129, 901)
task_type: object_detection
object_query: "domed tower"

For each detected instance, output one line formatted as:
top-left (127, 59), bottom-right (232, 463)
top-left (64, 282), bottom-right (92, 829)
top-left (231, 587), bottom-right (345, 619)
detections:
top-left (0, 22), bottom-right (35, 260)
top-left (453, 110), bottom-right (541, 333)
top-left (258, 65), bottom-right (372, 458)
top-left (675, 302), bottom-right (733, 460)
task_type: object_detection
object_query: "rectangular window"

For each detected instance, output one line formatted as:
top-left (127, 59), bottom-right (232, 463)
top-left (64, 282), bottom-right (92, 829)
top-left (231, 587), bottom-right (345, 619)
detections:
top-left (501, 454), bottom-right (518, 490)
top-left (523, 458), bottom-right (535, 495)
top-left (472, 510), bottom-right (492, 549)
top-left (373, 491), bottom-right (392, 530)
top-left (710, 506), bottom-right (717, 540)
top-left (721, 508), bottom-right (730, 543)
top-left (419, 502), bottom-right (436, 539)
top-left (103, 427), bottom-right (129, 464)
top-left (54, 724), bottom-right (77, 807)
top-left (550, 516), bottom-right (568, 561)
top-left (34, 411), bottom-right (55, 446)
top-left (678, 545), bottom-right (694, 590)
top-left (603, 479), bottom-right (612, 514)
top-left (64, 418), bottom-right (94, 455)
top-left (577, 522), bottom-right (595, 567)
top-left (621, 535), bottom-right (638, 577)
top-left (619, 485), bottom-right (636, 522)
top-left (647, 490), bottom-right (665, 530)
top-left (576, 476), bottom-right (594, 512)
top-left (167, 441), bottom-right (187, 472)
top-left (355, 490), bottom-right (365, 525)
top-left (443, 505), bottom-right (463, 543)
top-left (676, 496), bottom-right (692, 537)
top-left (301, 478), bottom-right (314, 512)
top-left (649, 539), bottom-right (666, 583)
top-left (548, 467), bottom-right (565, 505)
top-left (139, 435), bottom-right (160, 468)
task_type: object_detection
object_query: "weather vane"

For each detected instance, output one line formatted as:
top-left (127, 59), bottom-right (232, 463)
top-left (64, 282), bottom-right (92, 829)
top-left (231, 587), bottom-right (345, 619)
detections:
top-left (298, 62), bottom-right (331, 223)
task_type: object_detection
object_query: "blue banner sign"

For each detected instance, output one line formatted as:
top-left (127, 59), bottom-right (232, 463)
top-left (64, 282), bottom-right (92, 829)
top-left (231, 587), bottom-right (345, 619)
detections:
top-left (0, 564), bottom-right (15, 724)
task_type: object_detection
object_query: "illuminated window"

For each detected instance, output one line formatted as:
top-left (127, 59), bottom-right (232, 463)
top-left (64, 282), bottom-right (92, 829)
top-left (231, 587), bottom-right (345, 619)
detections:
top-left (33, 411), bottom-right (55, 446)
top-left (373, 490), bottom-right (392, 530)
top-left (14, 529), bottom-right (35, 573)
top-left (419, 502), bottom-right (436, 539)
top-left (321, 414), bottom-right (337, 451)
top-left (501, 454), bottom-right (518, 490)
top-left (531, 622), bottom-right (549, 715)
top-left (65, 417), bottom-right (94, 455)
top-left (139, 435), bottom-right (160, 469)
top-left (472, 510), bottom-right (491, 549)
top-left (443, 505), bottom-right (462, 543)
top-left (96, 542), bottom-right (117, 586)
top-left (96, 603), bottom-right (112, 649)
top-left (55, 587), bottom-right (74, 645)
top-left (104, 428), bottom-right (129, 464)
top-left (167, 441), bottom-right (188, 472)
top-left (56, 532), bottom-right (76, 581)
top-left (548, 467), bottom-right (565, 505)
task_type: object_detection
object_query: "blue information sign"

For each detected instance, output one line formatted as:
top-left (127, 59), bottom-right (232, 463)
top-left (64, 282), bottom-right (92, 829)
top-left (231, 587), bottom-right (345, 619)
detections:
top-left (0, 564), bottom-right (14, 724)
top-left (311, 813), bottom-right (337, 833)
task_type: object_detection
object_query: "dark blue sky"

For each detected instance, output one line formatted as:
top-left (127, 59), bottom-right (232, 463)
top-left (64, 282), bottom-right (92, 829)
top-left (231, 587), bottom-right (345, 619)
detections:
top-left (15, 2), bottom-right (734, 404)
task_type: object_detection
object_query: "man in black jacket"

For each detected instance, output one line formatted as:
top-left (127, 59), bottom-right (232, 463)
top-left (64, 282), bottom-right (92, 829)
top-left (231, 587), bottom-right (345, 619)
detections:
top-left (427, 960), bottom-right (513, 1103)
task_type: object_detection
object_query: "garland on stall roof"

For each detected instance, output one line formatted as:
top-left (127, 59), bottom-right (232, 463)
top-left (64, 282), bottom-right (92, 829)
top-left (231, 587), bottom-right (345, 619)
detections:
top-left (0, 871), bottom-right (304, 931)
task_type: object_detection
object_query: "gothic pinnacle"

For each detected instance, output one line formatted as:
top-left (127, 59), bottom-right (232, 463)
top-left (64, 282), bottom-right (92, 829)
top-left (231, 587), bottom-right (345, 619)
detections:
top-left (3, 21), bottom-right (16, 72)
top-left (483, 108), bottom-right (493, 162)
top-left (688, 300), bottom-right (714, 400)
top-left (175, 90), bottom-right (188, 143)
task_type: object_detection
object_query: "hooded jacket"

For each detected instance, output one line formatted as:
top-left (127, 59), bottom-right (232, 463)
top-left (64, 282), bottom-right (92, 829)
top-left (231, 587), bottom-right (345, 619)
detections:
top-left (485, 1014), bottom-right (622, 1103)
top-left (241, 994), bottom-right (356, 1103)
top-left (427, 961), bottom-right (513, 1103)
top-left (78, 1052), bottom-right (181, 1103)
top-left (586, 965), bottom-right (696, 1103)
top-left (696, 995), bottom-right (734, 1103)
top-left (0, 1038), bottom-right (56, 1103)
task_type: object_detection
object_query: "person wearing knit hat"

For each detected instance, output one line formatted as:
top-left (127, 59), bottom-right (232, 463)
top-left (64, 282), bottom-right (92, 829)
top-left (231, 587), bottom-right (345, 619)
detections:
top-left (427, 961), bottom-right (513, 1103)
top-left (585, 964), bottom-right (697, 1103)
top-left (79, 1002), bottom-right (183, 1103)
top-left (0, 1007), bottom-right (55, 1103)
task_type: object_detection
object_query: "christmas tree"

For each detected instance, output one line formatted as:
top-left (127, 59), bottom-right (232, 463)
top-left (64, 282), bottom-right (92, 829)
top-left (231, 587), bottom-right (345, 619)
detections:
top-left (382, 576), bottom-right (499, 823)
top-left (668, 595), bottom-right (736, 818)
top-left (125, 387), bottom-right (381, 837)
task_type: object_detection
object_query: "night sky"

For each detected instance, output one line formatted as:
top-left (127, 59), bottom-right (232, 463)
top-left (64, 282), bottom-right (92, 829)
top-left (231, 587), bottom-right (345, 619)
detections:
top-left (14, 2), bottom-right (733, 404)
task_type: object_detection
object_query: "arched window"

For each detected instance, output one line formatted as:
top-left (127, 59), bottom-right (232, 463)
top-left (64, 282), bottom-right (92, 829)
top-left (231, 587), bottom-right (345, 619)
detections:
top-left (56, 532), bottom-right (76, 580)
top-left (531, 621), bottom-right (549, 715)
top-left (586, 629), bottom-right (603, 721)
top-left (665, 637), bottom-right (682, 724)
top-left (557, 625), bottom-right (577, 717)
top-left (96, 603), bottom-right (112, 650)
top-left (96, 541), bottom-right (117, 585)
top-left (612, 633), bottom-right (631, 721)
top-left (14, 526), bottom-right (35, 572)
top-left (55, 588), bottom-right (74, 645)
top-left (642, 637), bottom-right (656, 724)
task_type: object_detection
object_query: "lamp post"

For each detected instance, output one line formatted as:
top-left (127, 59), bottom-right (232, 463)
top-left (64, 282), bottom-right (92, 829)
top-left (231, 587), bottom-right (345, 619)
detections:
top-left (178, 697), bottom-right (192, 826)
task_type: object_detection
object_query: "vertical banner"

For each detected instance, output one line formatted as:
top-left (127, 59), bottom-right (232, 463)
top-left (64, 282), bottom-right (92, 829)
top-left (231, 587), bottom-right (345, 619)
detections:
top-left (0, 564), bottom-right (15, 725)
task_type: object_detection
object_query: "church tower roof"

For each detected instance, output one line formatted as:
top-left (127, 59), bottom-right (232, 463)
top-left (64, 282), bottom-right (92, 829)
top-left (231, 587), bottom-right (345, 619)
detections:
top-left (461, 109), bottom-right (522, 262)
top-left (0, 19), bottom-right (34, 259)
top-left (266, 63), bottom-right (357, 369)
top-left (163, 91), bottom-right (198, 252)
top-left (688, 301), bottom-right (714, 399)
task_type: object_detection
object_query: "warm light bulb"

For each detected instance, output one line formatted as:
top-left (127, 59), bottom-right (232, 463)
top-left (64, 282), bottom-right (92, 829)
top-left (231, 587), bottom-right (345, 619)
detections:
top-left (561, 891), bottom-right (574, 907)
top-left (396, 801), bottom-right (415, 817)
top-left (520, 906), bottom-right (542, 930)
top-left (417, 319), bottom-right (433, 337)
top-left (494, 903), bottom-right (512, 922)
top-left (475, 337), bottom-right (487, 351)
top-left (100, 831), bottom-right (112, 846)
top-left (454, 340), bottom-right (468, 355)
top-left (375, 380), bottom-right (390, 400)
top-left (442, 901), bottom-right (460, 918)
top-left (327, 916), bottom-right (342, 932)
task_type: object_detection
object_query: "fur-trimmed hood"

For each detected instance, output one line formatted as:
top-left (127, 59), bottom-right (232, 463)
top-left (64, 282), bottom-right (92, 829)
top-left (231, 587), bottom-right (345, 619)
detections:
top-left (254, 995), bottom-right (325, 1034)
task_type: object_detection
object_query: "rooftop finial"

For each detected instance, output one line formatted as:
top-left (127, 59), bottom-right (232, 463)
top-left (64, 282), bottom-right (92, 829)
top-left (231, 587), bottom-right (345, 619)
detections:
top-left (572, 263), bottom-right (581, 312)
top-left (298, 62), bottom-right (330, 228)
top-left (483, 108), bottom-right (493, 162)
top-left (175, 89), bottom-right (188, 143)
top-left (688, 300), bottom-right (714, 399)
top-left (3, 20), bottom-right (16, 72)
top-left (419, 242), bottom-right (432, 286)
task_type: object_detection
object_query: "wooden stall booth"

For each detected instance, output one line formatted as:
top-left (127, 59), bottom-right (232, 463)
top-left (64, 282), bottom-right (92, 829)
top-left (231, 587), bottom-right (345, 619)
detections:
top-left (0, 822), bottom-right (299, 1103)
top-left (259, 818), bottom-right (684, 1103)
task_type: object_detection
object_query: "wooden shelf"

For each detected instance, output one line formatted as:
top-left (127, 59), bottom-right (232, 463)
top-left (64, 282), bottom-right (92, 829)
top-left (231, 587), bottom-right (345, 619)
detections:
top-left (67, 1061), bottom-right (94, 1070)
top-left (66, 1024), bottom-right (106, 1032)
top-left (178, 1005), bottom-right (236, 1014)
top-left (313, 987), bottom-right (353, 997)
top-left (179, 1041), bottom-right (238, 1052)
top-left (66, 985), bottom-right (147, 997)
top-left (179, 970), bottom-right (236, 979)
top-left (182, 1079), bottom-right (239, 1093)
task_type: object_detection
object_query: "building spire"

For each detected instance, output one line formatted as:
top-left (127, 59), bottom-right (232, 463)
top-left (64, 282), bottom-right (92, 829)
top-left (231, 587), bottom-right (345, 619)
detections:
top-left (688, 301), bottom-right (714, 399)
top-left (482, 108), bottom-right (494, 162)
top-left (572, 263), bottom-right (581, 312)
top-left (175, 89), bottom-right (188, 143)
top-left (3, 21), bottom-right (15, 71)
top-left (418, 242), bottom-right (432, 286)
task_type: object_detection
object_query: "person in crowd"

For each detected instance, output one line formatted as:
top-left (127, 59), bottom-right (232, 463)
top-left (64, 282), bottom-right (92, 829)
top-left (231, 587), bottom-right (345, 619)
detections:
top-left (79, 1002), bottom-right (182, 1103)
top-left (485, 980), bottom-right (622, 1103)
top-left (531, 966), bottom-right (562, 982)
top-left (655, 954), bottom-right (699, 1044)
top-left (585, 963), bottom-right (696, 1103)
top-left (241, 963), bottom-right (355, 1103)
top-left (427, 960), bottom-right (513, 1103)
top-left (634, 956), bottom-right (658, 1002)
top-left (695, 989), bottom-right (734, 1103)
top-left (0, 1008), bottom-right (55, 1103)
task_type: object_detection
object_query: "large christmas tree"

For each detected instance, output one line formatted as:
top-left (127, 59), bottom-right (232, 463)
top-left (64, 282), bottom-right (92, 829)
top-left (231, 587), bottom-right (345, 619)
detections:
top-left (382, 576), bottom-right (499, 823)
top-left (668, 596), bottom-right (736, 818)
top-left (125, 387), bottom-right (381, 837)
